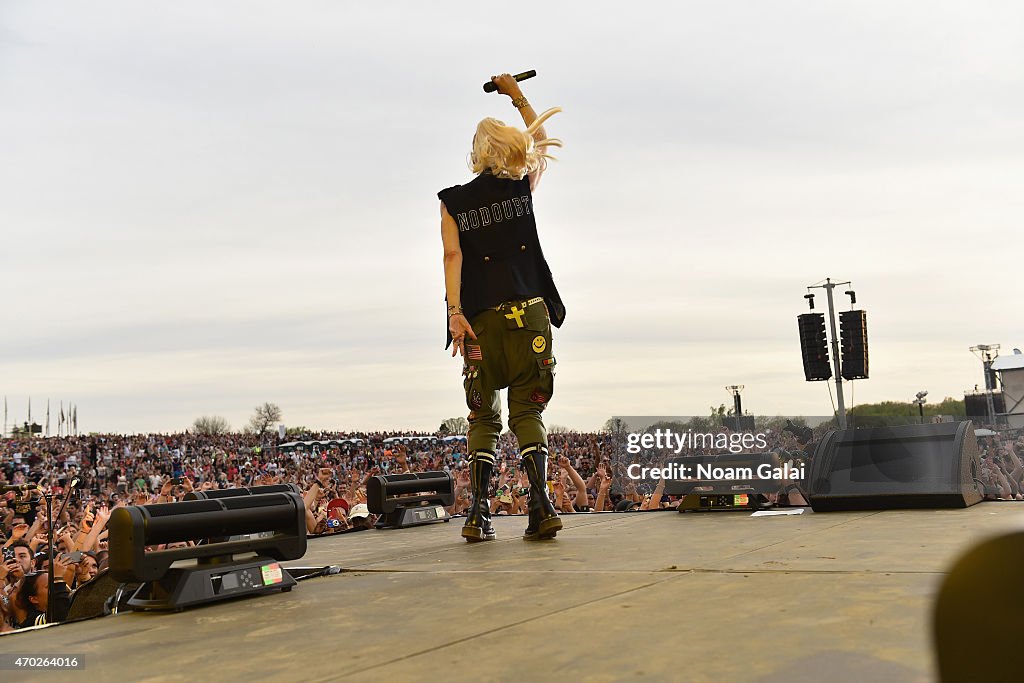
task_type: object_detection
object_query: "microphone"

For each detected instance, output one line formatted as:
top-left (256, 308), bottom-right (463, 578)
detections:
top-left (483, 70), bottom-right (537, 93)
top-left (56, 478), bottom-right (80, 520)
top-left (1, 483), bottom-right (38, 493)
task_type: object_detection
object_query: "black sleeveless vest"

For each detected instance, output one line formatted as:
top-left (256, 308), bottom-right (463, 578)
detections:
top-left (438, 172), bottom-right (565, 346)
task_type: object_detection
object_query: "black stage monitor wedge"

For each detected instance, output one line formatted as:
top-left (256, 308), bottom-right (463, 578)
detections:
top-left (806, 421), bottom-right (983, 511)
top-left (367, 471), bottom-right (455, 529)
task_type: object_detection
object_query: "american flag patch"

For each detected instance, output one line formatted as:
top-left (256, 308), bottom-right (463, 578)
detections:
top-left (466, 345), bottom-right (483, 360)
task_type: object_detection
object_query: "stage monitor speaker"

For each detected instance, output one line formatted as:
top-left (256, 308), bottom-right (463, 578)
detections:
top-left (806, 421), bottom-right (982, 511)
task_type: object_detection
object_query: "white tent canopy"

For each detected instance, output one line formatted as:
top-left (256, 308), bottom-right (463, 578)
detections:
top-left (992, 353), bottom-right (1024, 371)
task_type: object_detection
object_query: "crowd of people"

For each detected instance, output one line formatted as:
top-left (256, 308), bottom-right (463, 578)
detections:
top-left (3, 423), bottom-right (1022, 634)
top-left (0, 429), bottom-right (627, 633)
top-left (977, 429), bottom-right (1024, 499)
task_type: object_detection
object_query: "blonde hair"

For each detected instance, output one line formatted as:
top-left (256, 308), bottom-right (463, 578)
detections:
top-left (469, 107), bottom-right (562, 180)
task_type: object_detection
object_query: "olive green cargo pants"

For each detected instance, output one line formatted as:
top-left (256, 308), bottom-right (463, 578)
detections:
top-left (462, 297), bottom-right (556, 453)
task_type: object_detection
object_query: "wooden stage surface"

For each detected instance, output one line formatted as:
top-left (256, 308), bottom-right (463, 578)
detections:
top-left (5, 503), bottom-right (1023, 682)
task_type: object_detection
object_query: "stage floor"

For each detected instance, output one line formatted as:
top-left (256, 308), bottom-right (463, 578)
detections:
top-left (6, 503), bottom-right (1024, 682)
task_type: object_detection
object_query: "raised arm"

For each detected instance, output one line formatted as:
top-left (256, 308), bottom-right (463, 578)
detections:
top-left (491, 73), bottom-right (551, 192)
top-left (558, 455), bottom-right (589, 508)
top-left (394, 445), bottom-right (410, 474)
top-left (302, 482), bottom-right (321, 534)
top-left (594, 474), bottom-right (613, 512)
top-left (492, 74), bottom-right (546, 142)
top-left (447, 466), bottom-right (471, 516)
top-left (24, 500), bottom-right (46, 540)
top-left (641, 479), bottom-right (666, 510)
top-left (75, 506), bottom-right (110, 553)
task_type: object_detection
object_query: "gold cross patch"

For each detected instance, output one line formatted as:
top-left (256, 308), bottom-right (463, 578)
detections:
top-left (504, 305), bottom-right (525, 328)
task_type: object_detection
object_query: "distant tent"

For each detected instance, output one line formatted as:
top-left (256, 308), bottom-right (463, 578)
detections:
top-left (383, 435), bottom-right (439, 446)
top-left (278, 439), bottom-right (365, 453)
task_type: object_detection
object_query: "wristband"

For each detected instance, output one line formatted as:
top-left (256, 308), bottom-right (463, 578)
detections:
top-left (511, 96), bottom-right (529, 109)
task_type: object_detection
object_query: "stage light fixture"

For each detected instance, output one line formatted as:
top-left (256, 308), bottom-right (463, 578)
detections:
top-left (107, 491), bottom-right (307, 611)
top-left (367, 471), bottom-right (455, 529)
top-left (183, 483), bottom-right (301, 501)
top-left (663, 452), bottom-right (798, 511)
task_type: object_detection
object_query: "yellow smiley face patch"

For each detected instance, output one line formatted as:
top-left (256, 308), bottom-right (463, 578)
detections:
top-left (532, 335), bottom-right (547, 353)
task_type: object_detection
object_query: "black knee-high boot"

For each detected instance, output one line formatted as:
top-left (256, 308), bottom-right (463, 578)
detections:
top-left (522, 444), bottom-right (562, 540)
top-left (461, 450), bottom-right (496, 542)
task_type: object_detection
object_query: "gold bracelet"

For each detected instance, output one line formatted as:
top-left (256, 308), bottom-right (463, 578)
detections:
top-left (511, 96), bottom-right (529, 109)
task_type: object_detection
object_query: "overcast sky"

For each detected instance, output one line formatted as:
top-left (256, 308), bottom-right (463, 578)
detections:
top-left (1, 1), bottom-right (1021, 434)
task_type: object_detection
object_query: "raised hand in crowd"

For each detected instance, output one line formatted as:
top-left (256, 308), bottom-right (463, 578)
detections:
top-left (552, 478), bottom-right (566, 511)
top-left (641, 478), bottom-right (666, 511)
top-left (318, 467), bottom-right (335, 486)
top-left (595, 472), bottom-right (613, 512)
top-left (558, 455), bottom-right (589, 509)
top-left (30, 531), bottom-right (49, 553)
top-left (157, 479), bottom-right (175, 503)
top-left (54, 553), bottom-right (75, 586)
top-left (81, 504), bottom-right (95, 531)
top-left (58, 527), bottom-right (76, 553)
top-left (73, 504), bottom-right (112, 555)
top-left (7, 523), bottom-right (29, 543)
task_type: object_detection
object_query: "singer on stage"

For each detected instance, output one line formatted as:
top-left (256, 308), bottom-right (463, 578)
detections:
top-left (438, 73), bottom-right (565, 543)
